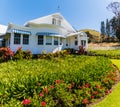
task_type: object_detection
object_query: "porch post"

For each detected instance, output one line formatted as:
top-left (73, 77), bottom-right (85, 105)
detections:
top-left (78, 34), bottom-right (81, 47)
top-left (44, 36), bottom-right (46, 46)
top-left (21, 34), bottom-right (23, 45)
top-left (86, 37), bottom-right (88, 49)
top-left (52, 36), bottom-right (54, 46)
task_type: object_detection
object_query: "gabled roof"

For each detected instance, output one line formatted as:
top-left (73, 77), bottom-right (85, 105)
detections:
top-left (25, 13), bottom-right (76, 33)
top-left (0, 24), bottom-right (7, 35)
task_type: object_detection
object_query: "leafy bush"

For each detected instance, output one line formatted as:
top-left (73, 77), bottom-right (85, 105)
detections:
top-left (38, 50), bottom-right (70, 59)
top-left (0, 55), bottom-right (119, 106)
top-left (13, 47), bottom-right (24, 60)
top-left (23, 50), bottom-right (32, 59)
top-left (13, 47), bottom-right (32, 60)
top-left (0, 47), bottom-right (14, 62)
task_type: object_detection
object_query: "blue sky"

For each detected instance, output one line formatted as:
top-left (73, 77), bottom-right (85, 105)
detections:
top-left (0, 0), bottom-right (119, 31)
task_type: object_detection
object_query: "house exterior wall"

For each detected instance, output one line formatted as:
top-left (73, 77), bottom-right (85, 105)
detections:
top-left (3, 13), bottom-right (88, 54)
top-left (9, 27), bottom-right (64, 54)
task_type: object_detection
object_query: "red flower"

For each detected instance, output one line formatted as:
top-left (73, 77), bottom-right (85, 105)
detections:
top-left (82, 99), bottom-right (89, 104)
top-left (22, 99), bottom-right (31, 105)
top-left (41, 101), bottom-right (46, 106)
top-left (91, 96), bottom-right (94, 99)
top-left (50, 85), bottom-right (55, 89)
top-left (40, 92), bottom-right (44, 97)
top-left (93, 91), bottom-right (98, 95)
top-left (85, 83), bottom-right (89, 88)
top-left (43, 88), bottom-right (48, 94)
top-left (55, 80), bottom-right (61, 84)
top-left (95, 84), bottom-right (99, 88)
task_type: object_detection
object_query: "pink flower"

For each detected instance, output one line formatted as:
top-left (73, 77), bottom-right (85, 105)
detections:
top-left (93, 91), bottom-right (98, 95)
top-left (82, 99), bottom-right (89, 104)
top-left (41, 101), bottom-right (46, 106)
top-left (40, 92), bottom-right (44, 97)
top-left (22, 99), bottom-right (31, 105)
top-left (109, 89), bottom-right (112, 93)
top-left (50, 85), bottom-right (55, 89)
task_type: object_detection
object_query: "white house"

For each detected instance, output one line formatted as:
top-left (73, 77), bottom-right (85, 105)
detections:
top-left (0, 13), bottom-right (88, 54)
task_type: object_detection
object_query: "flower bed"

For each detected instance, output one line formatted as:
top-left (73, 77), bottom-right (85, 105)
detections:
top-left (0, 55), bottom-right (119, 106)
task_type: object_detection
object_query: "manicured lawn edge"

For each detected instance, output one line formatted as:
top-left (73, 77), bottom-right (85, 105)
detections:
top-left (91, 59), bottom-right (120, 107)
top-left (92, 82), bottom-right (120, 107)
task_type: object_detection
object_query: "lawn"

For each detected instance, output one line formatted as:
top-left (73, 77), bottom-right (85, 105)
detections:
top-left (93, 59), bottom-right (120, 107)
top-left (89, 49), bottom-right (120, 59)
top-left (0, 55), bottom-right (117, 106)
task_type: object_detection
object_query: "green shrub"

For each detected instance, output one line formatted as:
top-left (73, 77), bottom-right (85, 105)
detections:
top-left (13, 47), bottom-right (24, 60)
top-left (23, 50), bottom-right (32, 59)
top-left (13, 47), bottom-right (32, 60)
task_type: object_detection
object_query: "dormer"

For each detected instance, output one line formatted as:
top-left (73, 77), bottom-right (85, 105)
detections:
top-left (52, 14), bottom-right (62, 26)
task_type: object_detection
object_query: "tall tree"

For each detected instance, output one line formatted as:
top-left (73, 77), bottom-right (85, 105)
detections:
top-left (107, 2), bottom-right (120, 41)
top-left (100, 21), bottom-right (106, 35)
top-left (106, 19), bottom-right (110, 36)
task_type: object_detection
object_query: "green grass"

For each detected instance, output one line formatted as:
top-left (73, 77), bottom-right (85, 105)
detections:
top-left (111, 59), bottom-right (120, 70)
top-left (93, 59), bottom-right (120, 107)
top-left (89, 50), bottom-right (120, 59)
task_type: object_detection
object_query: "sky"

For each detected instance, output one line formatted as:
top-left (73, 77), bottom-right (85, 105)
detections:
top-left (0, 0), bottom-right (119, 32)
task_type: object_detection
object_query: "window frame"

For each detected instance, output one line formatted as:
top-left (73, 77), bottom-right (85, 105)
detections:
top-left (52, 18), bottom-right (56, 25)
top-left (38, 35), bottom-right (44, 45)
top-left (46, 36), bottom-right (52, 45)
top-left (14, 33), bottom-right (21, 44)
top-left (23, 34), bottom-right (29, 45)
top-left (54, 37), bottom-right (58, 45)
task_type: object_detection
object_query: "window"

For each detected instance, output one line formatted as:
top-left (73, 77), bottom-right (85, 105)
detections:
top-left (52, 18), bottom-right (56, 25)
top-left (54, 37), bottom-right (58, 45)
top-left (81, 40), bottom-right (86, 46)
top-left (46, 36), bottom-right (52, 45)
top-left (75, 41), bottom-right (78, 45)
top-left (14, 33), bottom-right (21, 44)
top-left (38, 35), bottom-right (44, 45)
top-left (23, 34), bottom-right (29, 45)
top-left (58, 20), bottom-right (61, 26)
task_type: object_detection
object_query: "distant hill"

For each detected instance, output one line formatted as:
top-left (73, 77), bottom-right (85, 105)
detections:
top-left (80, 29), bottom-right (101, 43)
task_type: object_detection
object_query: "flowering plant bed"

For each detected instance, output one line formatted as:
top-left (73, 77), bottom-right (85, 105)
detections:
top-left (0, 55), bottom-right (119, 106)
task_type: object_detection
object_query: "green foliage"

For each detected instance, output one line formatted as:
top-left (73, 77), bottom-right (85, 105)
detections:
top-left (38, 50), bottom-right (69, 59)
top-left (23, 50), bottom-right (32, 59)
top-left (13, 47), bottom-right (32, 60)
top-left (89, 49), bottom-right (120, 59)
top-left (0, 55), bottom-right (119, 106)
